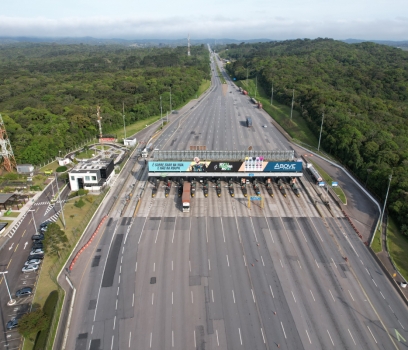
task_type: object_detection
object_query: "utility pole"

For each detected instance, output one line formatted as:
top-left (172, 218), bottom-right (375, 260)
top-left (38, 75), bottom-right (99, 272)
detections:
top-left (160, 96), bottom-right (163, 128)
top-left (0, 272), bottom-right (15, 305)
top-left (270, 83), bottom-right (273, 106)
top-left (380, 174), bottom-right (392, 232)
top-left (55, 172), bottom-right (66, 228)
top-left (122, 102), bottom-right (126, 141)
top-left (317, 113), bottom-right (324, 152)
top-left (290, 89), bottom-right (295, 121)
top-left (29, 209), bottom-right (37, 234)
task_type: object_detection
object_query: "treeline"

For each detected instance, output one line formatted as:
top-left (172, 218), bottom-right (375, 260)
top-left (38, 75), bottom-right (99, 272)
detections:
top-left (223, 39), bottom-right (408, 230)
top-left (0, 44), bottom-right (210, 164)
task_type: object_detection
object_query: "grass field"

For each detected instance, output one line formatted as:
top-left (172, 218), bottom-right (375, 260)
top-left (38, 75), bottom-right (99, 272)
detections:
top-left (74, 148), bottom-right (94, 159)
top-left (197, 79), bottom-right (211, 97)
top-left (216, 65), bottom-right (226, 84)
top-left (387, 217), bottom-right (408, 281)
top-left (371, 229), bottom-right (382, 253)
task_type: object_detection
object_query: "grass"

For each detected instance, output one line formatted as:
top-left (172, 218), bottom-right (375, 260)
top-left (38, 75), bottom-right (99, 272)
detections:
top-left (5, 211), bottom-right (20, 217)
top-left (307, 159), bottom-right (347, 204)
top-left (387, 216), bottom-right (408, 281)
top-left (197, 79), bottom-right (211, 97)
top-left (371, 228), bottom-right (382, 253)
top-left (74, 148), bottom-right (94, 159)
top-left (216, 65), bottom-right (226, 84)
top-left (39, 161), bottom-right (60, 174)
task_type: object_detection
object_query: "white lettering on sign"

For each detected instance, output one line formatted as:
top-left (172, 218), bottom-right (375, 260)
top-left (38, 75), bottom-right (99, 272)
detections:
top-left (274, 163), bottom-right (296, 170)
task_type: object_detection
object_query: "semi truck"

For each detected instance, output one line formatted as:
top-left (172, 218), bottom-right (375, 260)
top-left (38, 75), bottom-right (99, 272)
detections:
top-left (306, 163), bottom-right (323, 183)
top-left (228, 180), bottom-right (235, 197)
top-left (246, 117), bottom-right (252, 127)
top-left (241, 178), bottom-right (248, 197)
top-left (265, 178), bottom-right (274, 197)
top-left (182, 182), bottom-right (191, 212)
top-left (276, 178), bottom-right (287, 197)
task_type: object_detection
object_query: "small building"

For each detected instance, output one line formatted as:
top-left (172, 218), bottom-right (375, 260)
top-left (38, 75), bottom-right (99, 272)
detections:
top-left (17, 164), bottom-right (34, 175)
top-left (124, 138), bottom-right (137, 147)
top-left (58, 158), bottom-right (71, 166)
top-left (68, 159), bottom-right (114, 192)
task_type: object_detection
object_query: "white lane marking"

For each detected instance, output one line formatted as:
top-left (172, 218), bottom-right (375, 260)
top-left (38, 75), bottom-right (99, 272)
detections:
top-left (216, 329), bottom-right (220, 346)
top-left (153, 263), bottom-right (155, 272)
top-left (226, 255), bottom-right (230, 267)
top-left (172, 260), bottom-right (173, 271)
top-left (113, 315), bottom-right (116, 330)
top-left (238, 328), bottom-right (243, 345)
top-left (281, 322), bottom-right (287, 338)
top-left (243, 255), bottom-right (247, 266)
top-left (291, 291), bottom-right (297, 303)
top-left (348, 329), bottom-right (356, 345)
top-left (115, 299), bottom-right (118, 310)
top-left (261, 256), bottom-right (265, 266)
top-left (135, 261), bottom-right (137, 272)
top-left (172, 292), bottom-right (174, 305)
top-left (189, 260), bottom-right (191, 272)
top-left (150, 332), bottom-right (152, 348)
top-left (310, 290), bottom-right (315, 301)
top-left (220, 217), bottom-right (226, 242)
top-left (305, 329), bottom-right (311, 344)
top-left (372, 279), bottom-right (377, 287)
top-left (232, 290), bottom-right (236, 303)
top-left (212, 289), bottom-right (214, 303)
top-left (297, 260), bottom-right (302, 269)
top-left (251, 289), bottom-right (256, 303)
top-left (380, 291), bottom-right (385, 299)
top-left (121, 256), bottom-right (123, 264)
top-left (172, 228), bottom-right (175, 243)
top-left (206, 216), bottom-right (209, 243)
top-left (269, 285), bottom-right (274, 298)
top-left (191, 291), bottom-right (194, 303)
top-left (132, 293), bottom-right (134, 307)
top-left (361, 259), bottom-right (364, 265)
top-left (315, 260), bottom-right (320, 268)
top-left (348, 290), bottom-right (355, 301)
top-left (172, 330), bottom-right (174, 348)
top-left (122, 246), bottom-right (124, 254)
top-left (261, 328), bottom-right (266, 343)
top-left (327, 330), bottom-right (334, 346)
top-left (389, 305), bottom-right (394, 313)
top-left (208, 259), bottom-right (211, 271)
top-left (111, 335), bottom-right (114, 350)
top-left (118, 275), bottom-right (121, 284)
top-left (117, 287), bottom-right (120, 296)
top-left (331, 258), bottom-right (337, 269)
top-left (398, 320), bottom-right (405, 330)
top-left (120, 265), bottom-right (122, 274)
top-left (155, 229), bottom-right (159, 243)
top-left (129, 332), bottom-right (131, 348)
top-left (367, 326), bottom-right (377, 343)
top-left (280, 259), bottom-right (283, 268)
top-left (329, 290), bottom-right (335, 302)
top-left (152, 293), bottom-right (154, 305)
top-left (194, 330), bottom-right (196, 348)
top-left (91, 325), bottom-right (94, 334)
top-left (365, 268), bottom-right (370, 275)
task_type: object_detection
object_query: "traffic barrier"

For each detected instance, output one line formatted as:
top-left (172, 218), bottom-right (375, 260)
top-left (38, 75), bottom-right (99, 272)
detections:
top-left (69, 215), bottom-right (108, 271)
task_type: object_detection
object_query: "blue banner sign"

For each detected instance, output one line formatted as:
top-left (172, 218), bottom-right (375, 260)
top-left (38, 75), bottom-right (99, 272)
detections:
top-left (331, 181), bottom-right (338, 187)
top-left (250, 196), bottom-right (261, 200)
top-left (318, 182), bottom-right (325, 187)
top-left (263, 162), bottom-right (303, 172)
top-left (248, 173), bottom-right (255, 176)
top-left (149, 162), bottom-right (191, 172)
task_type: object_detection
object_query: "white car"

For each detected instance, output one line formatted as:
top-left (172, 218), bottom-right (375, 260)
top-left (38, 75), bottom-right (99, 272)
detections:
top-left (22, 264), bottom-right (39, 273)
top-left (30, 248), bottom-right (44, 256)
top-left (25, 259), bottom-right (42, 266)
top-left (263, 125), bottom-right (267, 128)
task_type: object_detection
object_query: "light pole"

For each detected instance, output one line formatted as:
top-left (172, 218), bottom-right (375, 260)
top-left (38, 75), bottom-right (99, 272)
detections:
top-left (160, 96), bottom-right (163, 128)
top-left (290, 89), bottom-right (295, 121)
top-left (365, 169), bottom-right (372, 187)
top-left (317, 113), bottom-right (325, 152)
top-left (54, 172), bottom-right (66, 228)
top-left (270, 83), bottom-right (273, 106)
top-left (59, 150), bottom-right (62, 158)
top-left (380, 174), bottom-right (392, 232)
top-left (28, 208), bottom-right (38, 234)
top-left (0, 271), bottom-right (16, 305)
top-left (122, 102), bottom-right (127, 141)
top-left (169, 86), bottom-right (172, 114)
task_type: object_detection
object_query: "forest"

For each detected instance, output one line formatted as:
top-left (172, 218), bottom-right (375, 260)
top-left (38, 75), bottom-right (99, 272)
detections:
top-left (222, 39), bottom-right (408, 230)
top-left (0, 43), bottom-right (210, 164)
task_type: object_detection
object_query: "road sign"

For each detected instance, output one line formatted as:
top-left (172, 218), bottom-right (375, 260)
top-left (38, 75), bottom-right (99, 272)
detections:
top-left (332, 181), bottom-right (338, 187)
top-left (318, 182), bottom-right (325, 187)
top-left (248, 173), bottom-right (254, 177)
top-left (250, 196), bottom-right (261, 201)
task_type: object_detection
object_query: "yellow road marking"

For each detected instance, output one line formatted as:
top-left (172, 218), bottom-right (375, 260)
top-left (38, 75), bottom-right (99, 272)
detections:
top-left (14, 244), bottom-right (19, 252)
top-left (7, 259), bottom-right (12, 268)
top-left (22, 229), bottom-right (26, 237)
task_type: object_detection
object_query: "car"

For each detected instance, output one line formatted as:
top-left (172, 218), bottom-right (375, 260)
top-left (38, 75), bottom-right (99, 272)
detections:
top-left (39, 221), bottom-right (51, 228)
top-left (30, 248), bottom-right (44, 256)
top-left (22, 264), bottom-right (39, 273)
top-left (32, 244), bottom-right (43, 250)
top-left (263, 125), bottom-right (267, 128)
top-left (32, 234), bottom-right (44, 241)
top-left (25, 259), bottom-right (41, 266)
top-left (6, 318), bottom-right (18, 330)
top-left (29, 254), bottom-right (44, 260)
top-left (15, 287), bottom-right (33, 298)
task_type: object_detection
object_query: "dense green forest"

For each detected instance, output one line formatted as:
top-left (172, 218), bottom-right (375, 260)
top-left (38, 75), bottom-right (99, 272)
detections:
top-left (0, 43), bottom-right (210, 164)
top-left (222, 39), bottom-right (408, 230)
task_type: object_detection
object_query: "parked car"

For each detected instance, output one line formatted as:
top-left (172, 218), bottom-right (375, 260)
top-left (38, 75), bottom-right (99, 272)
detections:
top-left (29, 254), bottom-right (44, 260)
top-left (6, 318), bottom-right (18, 330)
top-left (32, 234), bottom-right (44, 241)
top-left (39, 221), bottom-right (52, 232)
top-left (22, 264), bottom-right (39, 273)
top-left (25, 259), bottom-right (41, 266)
top-left (15, 287), bottom-right (33, 298)
top-left (30, 248), bottom-right (44, 256)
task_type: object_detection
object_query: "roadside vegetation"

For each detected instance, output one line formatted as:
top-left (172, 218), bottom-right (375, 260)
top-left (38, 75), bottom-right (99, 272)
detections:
top-left (222, 38), bottom-right (408, 242)
top-left (387, 217), bottom-right (408, 280)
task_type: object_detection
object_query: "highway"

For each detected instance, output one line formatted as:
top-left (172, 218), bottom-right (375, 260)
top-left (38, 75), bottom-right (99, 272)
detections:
top-left (65, 48), bottom-right (408, 350)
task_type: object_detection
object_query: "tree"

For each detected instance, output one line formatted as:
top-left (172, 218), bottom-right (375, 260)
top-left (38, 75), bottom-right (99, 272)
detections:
top-left (43, 223), bottom-right (69, 256)
top-left (18, 309), bottom-right (49, 339)
top-left (401, 224), bottom-right (408, 236)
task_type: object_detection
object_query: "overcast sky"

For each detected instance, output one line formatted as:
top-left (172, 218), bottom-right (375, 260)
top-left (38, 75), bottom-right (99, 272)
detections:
top-left (1, 0), bottom-right (407, 40)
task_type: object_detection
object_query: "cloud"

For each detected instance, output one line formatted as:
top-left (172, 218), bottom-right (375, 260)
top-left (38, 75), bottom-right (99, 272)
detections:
top-left (0, 15), bottom-right (407, 40)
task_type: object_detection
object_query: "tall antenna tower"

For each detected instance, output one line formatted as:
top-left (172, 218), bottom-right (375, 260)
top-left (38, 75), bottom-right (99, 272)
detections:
top-left (0, 114), bottom-right (17, 172)
top-left (96, 106), bottom-right (103, 138)
top-left (188, 34), bottom-right (191, 56)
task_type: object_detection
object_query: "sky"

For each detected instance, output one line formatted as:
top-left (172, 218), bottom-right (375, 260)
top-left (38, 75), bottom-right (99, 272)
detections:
top-left (1, 0), bottom-right (407, 40)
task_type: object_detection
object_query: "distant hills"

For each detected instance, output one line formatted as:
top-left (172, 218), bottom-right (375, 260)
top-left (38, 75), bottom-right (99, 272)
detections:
top-left (0, 36), bottom-right (407, 50)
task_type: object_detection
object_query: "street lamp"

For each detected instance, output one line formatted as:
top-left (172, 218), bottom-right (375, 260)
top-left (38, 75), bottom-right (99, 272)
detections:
top-left (28, 208), bottom-right (37, 234)
top-left (379, 174), bottom-right (392, 232)
top-left (317, 113), bottom-right (324, 152)
top-left (160, 96), bottom-right (163, 128)
top-left (59, 150), bottom-right (62, 158)
top-left (54, 172), bottom-right (66, 228)
top-left (0, 271), bottom-right (16, 305)
top-left (169, 86), bottom-right (172, 114)
top-left (122, 102), bottom-right (127, 141)
top-left (290, 89), bottom-right (295, 121)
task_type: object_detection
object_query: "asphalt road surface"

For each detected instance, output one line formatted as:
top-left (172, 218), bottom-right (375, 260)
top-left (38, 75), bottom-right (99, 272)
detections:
top-left (65, 48), bottom-right (408, 350)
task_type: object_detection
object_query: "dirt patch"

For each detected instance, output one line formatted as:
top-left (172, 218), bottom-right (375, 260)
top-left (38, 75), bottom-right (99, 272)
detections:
top-left (222, 84), bottom-right (228, 96)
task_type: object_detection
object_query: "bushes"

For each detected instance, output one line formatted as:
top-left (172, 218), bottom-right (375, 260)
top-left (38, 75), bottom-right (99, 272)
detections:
top-left (55, 166), bottom-right (67, 172)
top-left (33, 291), bottom-right (59, 350)
top-left (74, 198), bottom-right (85, 208)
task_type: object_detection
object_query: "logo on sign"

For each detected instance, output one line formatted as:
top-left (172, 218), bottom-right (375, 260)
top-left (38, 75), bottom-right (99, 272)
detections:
top-left (219, 163), bottom-right (233, 171)
top-left (274, 163), bottom-right (296, 170)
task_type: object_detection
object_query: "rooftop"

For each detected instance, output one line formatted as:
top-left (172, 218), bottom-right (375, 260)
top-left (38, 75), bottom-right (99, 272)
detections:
top-left (69, 158), bottom-right (112, 173)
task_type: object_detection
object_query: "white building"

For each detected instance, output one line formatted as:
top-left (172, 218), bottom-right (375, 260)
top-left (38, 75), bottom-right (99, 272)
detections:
top-left (68, 159), bottom-right (114, 192)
